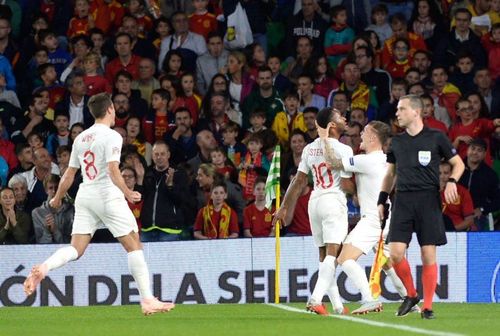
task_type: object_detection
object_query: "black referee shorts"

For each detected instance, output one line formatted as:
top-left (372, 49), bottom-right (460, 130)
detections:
top-left (388, 190), bottom-right (447, 246)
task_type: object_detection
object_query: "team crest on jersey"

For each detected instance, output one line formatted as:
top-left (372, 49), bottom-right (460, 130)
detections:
top-left (418, 151), bottom-right (431, 166)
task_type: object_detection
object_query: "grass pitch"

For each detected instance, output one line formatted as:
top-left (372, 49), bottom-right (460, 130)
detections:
top-left (1, 303), bottom-right (498, 336)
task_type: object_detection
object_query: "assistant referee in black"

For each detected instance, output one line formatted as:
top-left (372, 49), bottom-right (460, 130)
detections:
top-left (377, 95), bottom-right (465, 319)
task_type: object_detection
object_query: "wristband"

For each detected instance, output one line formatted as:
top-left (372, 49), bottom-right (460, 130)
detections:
top-left (377, 191), bottom-right (389, 206)
top-left (447, 178), bottom-right (457, 184)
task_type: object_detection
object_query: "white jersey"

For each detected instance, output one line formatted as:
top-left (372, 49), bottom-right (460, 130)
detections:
top-left (342, 150), bottom-right (387, 221)
top-left (69, 123), bottom-right (123, 198)
top-left (298, 138), bottom-right (353, 199)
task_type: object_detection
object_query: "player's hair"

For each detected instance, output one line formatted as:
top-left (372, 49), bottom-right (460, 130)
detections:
top-left (399, 94), bottom-right (423, 112)
top-left (43, 174), bottom-right (60, 190)
top-left (88, 92), bottom-right (113, 119)
top-left (316, 107), bottom-right (340, 128)
top-left (367, 120), bottom-right (391, 146)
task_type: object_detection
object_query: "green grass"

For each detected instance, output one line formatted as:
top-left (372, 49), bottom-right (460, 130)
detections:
top-left (1, 303), bottom-right (498, 336)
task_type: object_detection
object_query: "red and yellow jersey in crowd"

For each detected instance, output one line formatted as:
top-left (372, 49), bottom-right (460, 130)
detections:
top-left (188, 12), bottom-right (218, 40)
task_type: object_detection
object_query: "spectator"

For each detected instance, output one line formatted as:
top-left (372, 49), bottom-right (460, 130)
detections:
top-left (0, 187), bottom-right (31, 244)
top-left (0, 12), bottom-right (19, 63)
top-left (284, 36), bottom-right (315, 85)
top-left (302, 106), bottom-right (318, 143)
top-left (38, 63), bottom-right (65, 110)
top-left (481, 23), bottom-right (500, 81)
top-left (7, 173), bottom-right (34, 215)
top-left (313, 55), bottom-right (338, 99)
top-left (473, 67), bottom-right (500, 116)
top-left (152, 16), bottom-right (172, 52)
top-left (112, 93), bottom-right (133, 128)
top-left (55, 145), bottom-right (70, 175)
top-left (18, 147), bottom-right (60, 208)
top-left (131, 58), bottom-right (160, 105)
top-left (386, 38), bottom-right (412, 79)
top-left (283, 168), bottom-right (312, 236)
top-left (8, 143), bottom-right (33, 178)
top-left (421, 93), bottom-right (448, 134)
top-left (32, 174), bottom-right (74, 243)
top-left (267, 55), bottom-right (292, 95)
top-left (119, 14), bottom-right (156, 60)
top-left (408, 0), bottom-right (446, 51)
top-left (459, 138), bottom-right (500, 231)
top-left (161, 49), bottom-right (184, 77)
top-left (193, 179), bottom-right (239, 239)
top-left (412, 49), bottom-right (432, 83)
top-left (113, 70), bottom-right (148, 119)
top-left (349, 108), bottom-right (368, 127)
top-left (127, 0), bottom-right (153, 39)
top-left (238, 132), bottom-right (269, 200)
top-left (158, 11), bottom-right (207, 73)
top-left (381, 13), bottom-right (427, 67)
top-left (67, 0), bottom-right (92, 39)
top-left (83, 51), bottom-right (112, 97)
top-left (378, 77), bottom-right (408, 124)
top-left (140, 141), bottom-right (190, 242)
top-left (243, 178), bottom-right (274, 238)
top-left (221, 121), bottom-right (246, 168)
top-left (105, 32), bottom-right (142, 83)
top-left (297, 74), bottom-right (326, 112)
top-left (210, 146), bottom-right (236, 182)
top-left (60, 34), bottom-right (93, 83)
top-left (0, 117), bottom-right (17, 173)
top-left (121, 164), bottom-right (144, 231)
top-left (201, 93), bottom-right (239, 142)
top-left (449, 52), bottom-right (476, 96)
top-left (38, 29), bottom-right (72, 77)
top-left (430, 65), bottom-right (461, 124)
top-left (0, 55), bottom-right (16, 91)
top-left (272, 91), bottom-right (307, 147)
top-left (125, 116), bottom-right (152, 166)
top-left (225, 50), bottom-right (254, 114)
top-left (142, 88), bottom-right (171, 144)
top-left (439, 161), bottom-right (474, 232)
top-left (11, 91), bottom-right (54, 144)
top-left (343, 121), bottom-right (362, 154)
top-left (324, 5), bottom-right (355, 69)
top-left (285, 0), bottom-right (328, 58)
top-left (365, 4), bottom-right (392, 45)
top-left (281, 129), bottom-right (307, 189)
top-left (241, 66), bottom-right (284, 128)
top-left (196, 32), bottom-right (228, 95)
top-left (467, 91), bottom-right (491, 119)
top-left (356, 45), bottom-right (391, 106)
top-left (188, 0), bottom-right (218, 40)
top-left (55, 70), bottom-right (92, 128)
top-left (165, 107), bottom-right (198, 165)
top-left (194, 163), bottom-right (245, 225)
top-left (436, 8), bottom-right (486, 68)
top-left (46, 110), bottom-right (70, 157)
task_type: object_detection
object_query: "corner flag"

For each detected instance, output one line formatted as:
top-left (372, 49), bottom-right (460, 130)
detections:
top-left (265, 145), bottom-right (281, 304)
top-left (265, 145), bottom-right (281, 210)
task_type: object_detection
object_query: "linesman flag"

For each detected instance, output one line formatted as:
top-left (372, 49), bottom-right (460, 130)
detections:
top-left (369, 203), bottom-right (389, 299)
top-left (265, 145), bottom-right (281, 210)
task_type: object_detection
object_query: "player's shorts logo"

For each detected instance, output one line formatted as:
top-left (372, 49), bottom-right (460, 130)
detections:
top-left (418, 151), bottom-right (431, 166)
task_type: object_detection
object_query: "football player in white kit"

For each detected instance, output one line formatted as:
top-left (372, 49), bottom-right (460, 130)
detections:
top-left (23, 93), bottom-right (174, 315)
top-left (319, 120), bottom-right (412, 315)
top-left (273, 108), bottom-right (353, 316)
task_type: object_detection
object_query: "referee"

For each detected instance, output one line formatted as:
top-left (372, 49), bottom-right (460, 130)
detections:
top-left (377, 95), bottom-right (465, 319)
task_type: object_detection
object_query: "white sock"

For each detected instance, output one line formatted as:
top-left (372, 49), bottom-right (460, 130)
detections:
top-left (326, 281), bottom-right (344, 312)
top-left (311, 255), bottom-right (336, 304)
top-left (128, 250), bottom-right (153, 300)
top-left (342, 259), bottom-right (374, 303)
top-left (384, 267), bottom-right (407, 298)
top-left (43, 246), bottom-right (78, 271)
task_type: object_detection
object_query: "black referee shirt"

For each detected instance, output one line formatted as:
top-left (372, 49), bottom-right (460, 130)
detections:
top-left (387, 127), bottom-right (457, 192)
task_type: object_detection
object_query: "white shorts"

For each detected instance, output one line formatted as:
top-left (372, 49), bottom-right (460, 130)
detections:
top-left (344, 216), bottom-right (391, 256)
top-left (72, 195), bottom-right (138, 238)
top-left (308, 193), bottom-right (348, 247)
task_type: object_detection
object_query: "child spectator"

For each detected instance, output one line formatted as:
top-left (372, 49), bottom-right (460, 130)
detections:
top-left (386, 38), bottom-right (412, 79)
top-left (152, 16), bottom-right (171, 52)
top-left (46, 111), bottom-right (70, 157)
top-left (267, 55), bottom-right (291, 95)
top-left (378, 78), bottom-right (408, 124)
top-left (449, 52), bottom-right (476, 96)
top-left (89, 28), bottom-right (107, 69)
top-left (481, 22), bottom-right (500, 81)
top-left (0, 56), bottom-right (16, 92)
top-left (27, 132), bottom-right (45, 151)
top-left (56, 145), bottom-right (71, 175)
top-left (189, 0), bottom-right (217, 40)
top-left (210, 147), bottom-right (236, 182)
top-left (243, 178), bottom-right (274, 238)
top-left (83, 51), bottom-right (111, 96)
top-left (127, 0), bottom-right (153, 38)
top-left (221, 121), bottom-right (246, 167)
top-left (365, 4), bottom-right (392, 45)
top-left (244, 108), bottom-right (267, 141)
top-left (193, 181), bottom-right (239, 239)
top-left (38, 63), bottom-right (65, 109)
top-left (28, 47), bottom-right (49, 89)
top-left (181, 72), bottom-right (202, 109)
top-left (238, 133), bottom-right (269, 200)
top-left (272, 91), bottom-right (307, 147)
top-left (314, 55), bottom-right (338, 99)
top-left (404, 67), bottom-right (421, 86)
top-left (39, 29), bottom-right (72, 77)
top-left (421, 94), bottom-right (448, 134)
top-left (143, 88), bottom-right (172, 144)
top-left (161, 50), bottom-right (184, 77)
top-left (67, 0), bottom-right (93, 39)
top-left (0, 73), bottom-right (20, 108)
top-left (324, 5), bottom-right (355, 69)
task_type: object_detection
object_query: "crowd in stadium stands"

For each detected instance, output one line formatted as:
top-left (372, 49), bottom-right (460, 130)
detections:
top-left (1, 0), bottom-right (500, 245)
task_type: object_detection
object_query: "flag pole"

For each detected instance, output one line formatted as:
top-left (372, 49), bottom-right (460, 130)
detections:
top-left (274, 184), bottom-right (281, 304)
